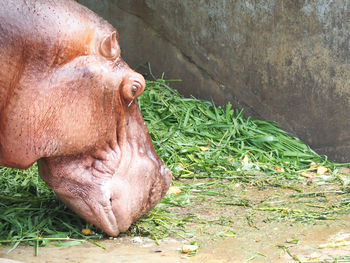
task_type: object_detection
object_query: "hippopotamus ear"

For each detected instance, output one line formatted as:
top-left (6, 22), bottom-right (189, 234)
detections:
top-left (99, 31), bottom-right (120, 59)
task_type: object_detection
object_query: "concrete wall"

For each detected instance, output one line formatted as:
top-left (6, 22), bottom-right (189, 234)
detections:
top-left (78, 0), bottom-right (350, 162)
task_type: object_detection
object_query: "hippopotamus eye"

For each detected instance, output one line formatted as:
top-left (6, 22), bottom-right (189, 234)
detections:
top-left (122, 81), bottom-right (144, 103)
top-left (121, 74), bottom-right (145, 104)
top-left (131, 85), bottom-right (138, 96)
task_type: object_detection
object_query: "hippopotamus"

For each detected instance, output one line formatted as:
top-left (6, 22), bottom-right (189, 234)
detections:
top-left (0, 0), bottom-right (172, 236)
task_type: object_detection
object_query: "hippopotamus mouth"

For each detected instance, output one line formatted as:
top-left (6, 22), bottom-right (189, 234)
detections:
top-left (38, 101), bottom-right (172, 236)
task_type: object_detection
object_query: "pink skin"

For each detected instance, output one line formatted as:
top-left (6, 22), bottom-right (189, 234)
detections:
top-left (38, 96), bottom-right (172, 235)
top-left (0, 0), bottom-right (172, 236)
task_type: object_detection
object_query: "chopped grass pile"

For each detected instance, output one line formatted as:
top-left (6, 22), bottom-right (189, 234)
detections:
top-left (139, 79), bottom-right (331, 180)
top-left (0, 78), bottom-right (349, 252)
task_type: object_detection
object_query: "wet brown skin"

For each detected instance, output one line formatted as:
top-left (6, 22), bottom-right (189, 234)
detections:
top-left (0, 0), bottom-right (172, 236)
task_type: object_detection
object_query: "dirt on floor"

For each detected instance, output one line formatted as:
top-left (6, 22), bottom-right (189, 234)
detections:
top-left (1, 217), bottom-right (350, 263)
top-left (1, 179), bottom-right (350, 263)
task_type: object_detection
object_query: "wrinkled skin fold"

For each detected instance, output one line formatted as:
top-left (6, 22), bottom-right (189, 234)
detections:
top-left (0, 0), bottom-right (172, 236)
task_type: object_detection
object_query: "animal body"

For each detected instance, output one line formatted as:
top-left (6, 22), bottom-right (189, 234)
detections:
top-left (0, 0), bottom-right (172, 236)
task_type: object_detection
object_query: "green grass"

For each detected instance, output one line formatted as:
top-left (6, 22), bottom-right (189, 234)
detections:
top-left (0, 78), bottom-right (349, 253)
top-left (139, 79), bottom-right (330, 179)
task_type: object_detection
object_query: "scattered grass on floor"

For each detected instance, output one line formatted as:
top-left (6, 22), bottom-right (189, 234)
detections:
top-left (0, 78), bottom-right (350, 253)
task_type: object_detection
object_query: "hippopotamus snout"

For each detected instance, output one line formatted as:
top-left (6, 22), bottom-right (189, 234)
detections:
top-left (38, 108), bottom-right (172, 236)
top-left (37, 65), bottom-right (172, 236)
top-left (109, 150), bottom-right (172, 234)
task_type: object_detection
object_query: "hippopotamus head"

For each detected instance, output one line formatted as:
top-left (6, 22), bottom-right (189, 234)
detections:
top-left (0, 0), bottom-right (171, 236)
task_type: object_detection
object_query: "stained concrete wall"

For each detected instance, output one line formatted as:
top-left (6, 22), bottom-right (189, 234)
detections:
top-left (78, 0), bottom-right (350, 162)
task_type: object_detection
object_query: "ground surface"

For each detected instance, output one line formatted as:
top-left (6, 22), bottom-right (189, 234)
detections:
top-left (1, 217), bottom-right (350, 263)
top-left (1, 177), bottom-right (350, 263)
